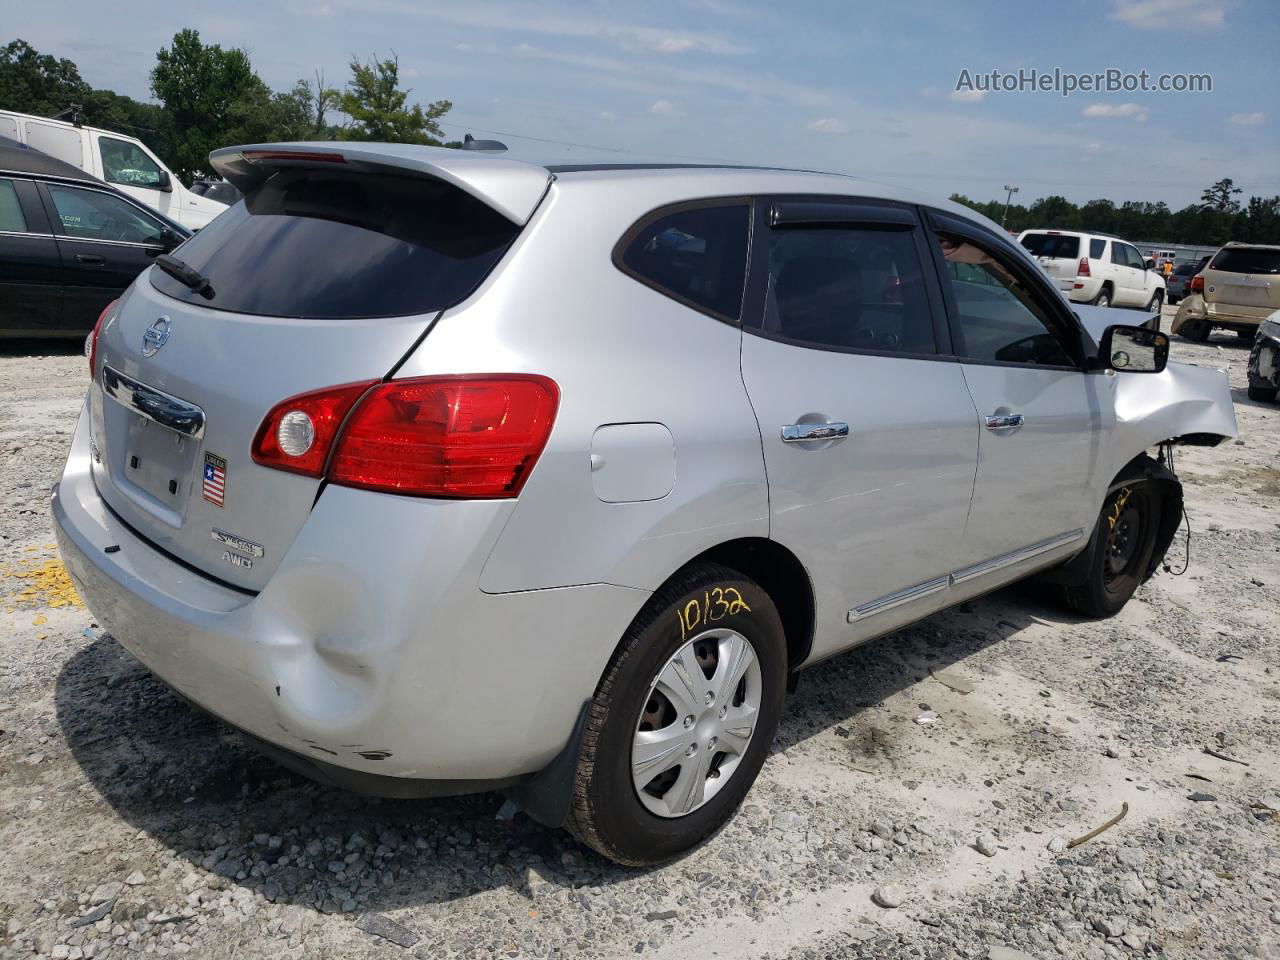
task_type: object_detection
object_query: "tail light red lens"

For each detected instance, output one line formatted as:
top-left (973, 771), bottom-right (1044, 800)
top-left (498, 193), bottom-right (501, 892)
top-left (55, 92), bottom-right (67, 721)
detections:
top-left (1190, 275), bottom-right (1204, 293)
top-left (1077, 257), bottom-right (1091, 277)
top-left (87, 299), bottom-right (118, 378)
top-left (251, 381), bottom-right (378, 477)
top-left (328, 375), bottom-right (559, 498)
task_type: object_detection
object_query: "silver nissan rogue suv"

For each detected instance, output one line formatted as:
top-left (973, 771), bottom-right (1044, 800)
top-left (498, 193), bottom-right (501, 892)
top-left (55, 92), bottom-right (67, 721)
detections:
top-left (54, 142), bottom-right (1236, 865)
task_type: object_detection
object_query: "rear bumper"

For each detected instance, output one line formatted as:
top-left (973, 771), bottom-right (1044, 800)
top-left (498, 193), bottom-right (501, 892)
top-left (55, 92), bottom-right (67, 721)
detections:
top-left (1064, 277), bottom-right (1102, 302)
top-left (1203, 302), bottom-right (1269, 328)
top-left (54, 401), bottom-right (649, 787)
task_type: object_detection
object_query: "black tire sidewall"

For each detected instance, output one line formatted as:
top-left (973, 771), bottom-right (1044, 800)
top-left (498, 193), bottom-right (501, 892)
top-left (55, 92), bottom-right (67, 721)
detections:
top-left (1089, 483), bottom-right (1161, 616)
top-left (584, 573), bottom-right (786, 863)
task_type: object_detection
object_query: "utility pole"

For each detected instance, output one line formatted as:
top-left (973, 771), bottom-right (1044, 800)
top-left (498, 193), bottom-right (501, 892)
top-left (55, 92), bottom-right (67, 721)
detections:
top-left (1001, 184), bottom-right (1019, 229)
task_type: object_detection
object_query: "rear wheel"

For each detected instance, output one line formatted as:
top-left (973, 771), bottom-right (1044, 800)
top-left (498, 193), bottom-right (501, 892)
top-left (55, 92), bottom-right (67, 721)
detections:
top-left (1059, 484), bottom-right (1161, 618)
top-left (567, 563), bottom-right (786, 865)
top-left (1237, 329), bottom-right (1256, 340)
top-left (1092, 286), bottom-right (1111, 308)
top-left (1180, 319), bottom-right (1211, 342)
top-left (1248, 384), bottom-right (1278, 403)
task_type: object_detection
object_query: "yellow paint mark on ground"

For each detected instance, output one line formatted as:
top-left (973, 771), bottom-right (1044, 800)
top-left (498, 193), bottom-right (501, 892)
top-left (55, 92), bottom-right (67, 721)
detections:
top-left (2, 557), bottom-right (83, 610)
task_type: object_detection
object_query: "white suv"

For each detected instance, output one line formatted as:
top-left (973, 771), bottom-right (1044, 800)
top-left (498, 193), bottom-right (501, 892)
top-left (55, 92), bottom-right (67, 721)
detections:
top-left (1019, 229), bottom-right (1166, 311)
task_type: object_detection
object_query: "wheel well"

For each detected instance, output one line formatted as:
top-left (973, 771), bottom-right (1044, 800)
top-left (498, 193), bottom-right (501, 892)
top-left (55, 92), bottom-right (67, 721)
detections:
top-left (679, 538), bottom-right (815, 671)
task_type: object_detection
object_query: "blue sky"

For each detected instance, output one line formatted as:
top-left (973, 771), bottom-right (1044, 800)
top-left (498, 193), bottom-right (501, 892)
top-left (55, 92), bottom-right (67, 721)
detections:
top-left (13, 0), bottom-right (1278, 207)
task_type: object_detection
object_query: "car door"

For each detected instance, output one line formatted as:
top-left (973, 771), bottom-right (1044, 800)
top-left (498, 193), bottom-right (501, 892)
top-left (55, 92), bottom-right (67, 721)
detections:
top-left (739, 198), bottom-right (979, 659)
top-left (0, 176), bottom-right (64, 336)
top-left (925, 210), bottom-right (1111, 582)
top-left (1108, 241), bottom-right (1143, 305)
top-left (40, 180), bottom-right (170, 332)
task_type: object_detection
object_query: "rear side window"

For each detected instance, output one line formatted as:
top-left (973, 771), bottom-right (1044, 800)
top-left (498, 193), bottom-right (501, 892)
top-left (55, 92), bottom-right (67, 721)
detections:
top-left (150, 171), bottom-right (519, 318)
top-left (1019, 233), bottom-right (1079, 259)
top-left (1090, 238), bottom-right (1106, 259)
top-left (764, 226), bottom-right (937, 354)
top-left (1209, 247), bottom-right (1280, 275)
top-left (0, 180), bottom-right (26, 232)
top-left (617, 203), bottom-right (750, 320)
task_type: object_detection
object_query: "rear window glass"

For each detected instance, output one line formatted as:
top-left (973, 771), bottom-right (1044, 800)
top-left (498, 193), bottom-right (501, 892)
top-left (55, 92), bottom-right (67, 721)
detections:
top-left (618, 204), bottom-right (749, 319)
top-left (1173, 262), bottom-right (1199, 276)
top-left (149, 171), bottom-right (519, 318)
top-left (1090, 238), bottom-right (1106, 259)
top-left (1208, 247), bottom-right (1280, 275)
top-left (1019, 233), bottom-right (1079, 259)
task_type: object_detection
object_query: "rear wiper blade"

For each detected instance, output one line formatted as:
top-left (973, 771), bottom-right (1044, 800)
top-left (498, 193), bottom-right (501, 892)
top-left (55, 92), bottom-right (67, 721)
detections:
top-left (154, 254), bottom-right (215, 300)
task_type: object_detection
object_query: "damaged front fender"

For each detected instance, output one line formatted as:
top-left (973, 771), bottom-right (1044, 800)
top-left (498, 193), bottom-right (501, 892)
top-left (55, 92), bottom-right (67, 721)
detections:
top-left (1112, 359), bottom-right (1237, 450)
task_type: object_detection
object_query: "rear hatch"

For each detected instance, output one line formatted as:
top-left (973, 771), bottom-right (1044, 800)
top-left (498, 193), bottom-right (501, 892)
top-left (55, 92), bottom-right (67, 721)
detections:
top-left (89, 144), bottom-right (546, 591)
top-left (1203, 246), bottom-right (1280, 317)
top-left (1019, 231), bottom-right (1082, 287)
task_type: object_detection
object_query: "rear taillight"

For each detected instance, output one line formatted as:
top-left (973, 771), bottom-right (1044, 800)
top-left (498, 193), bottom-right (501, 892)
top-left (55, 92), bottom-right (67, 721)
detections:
top-left (251, 381), bottom-right (378, 477)
top-left (1191, 275), bottom-right (1204, 293)
top-left (252, 375), bottom-right (560, 498)
top-left (329, 375), bottom-right (559, 498)
top-left (86, 299), bottom-right (118, 379)
top-left (1077, 257), bottom-right (1091, 278)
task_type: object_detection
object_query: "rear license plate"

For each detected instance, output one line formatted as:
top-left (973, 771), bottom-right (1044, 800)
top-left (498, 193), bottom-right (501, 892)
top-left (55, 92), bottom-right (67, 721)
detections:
top-left (123, 413), bottom-right (199, 509)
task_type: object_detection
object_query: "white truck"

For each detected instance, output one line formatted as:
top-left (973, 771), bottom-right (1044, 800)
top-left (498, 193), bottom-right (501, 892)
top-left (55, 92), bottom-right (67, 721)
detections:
top-left (0, 109), bottom-right (227, 230)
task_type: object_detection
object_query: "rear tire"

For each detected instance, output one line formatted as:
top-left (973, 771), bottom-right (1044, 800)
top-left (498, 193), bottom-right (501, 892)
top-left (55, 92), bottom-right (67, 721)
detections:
top-left (1058, 484), bottom-right (1162, 619)
top-left (1237, 329), bottom-right (1256, 340)
top-left (1180, 320), bottom-right (1211, 342)
top-left (1092, 286), bottom-right (1112, 308)
top-left (1248, 384), bottom-right (1278, 403)
top-left (566, 563), bottom-right (787, 865)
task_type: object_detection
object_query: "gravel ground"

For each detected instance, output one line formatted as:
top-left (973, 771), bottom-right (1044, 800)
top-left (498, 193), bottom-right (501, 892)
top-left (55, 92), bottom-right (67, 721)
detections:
top-left (1, 307), bottom-right (1277, 960)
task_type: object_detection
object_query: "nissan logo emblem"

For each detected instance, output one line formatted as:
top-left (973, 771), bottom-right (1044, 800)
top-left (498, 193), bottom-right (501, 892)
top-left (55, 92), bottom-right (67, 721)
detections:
top-left (142, 316), bottom-right (171, 357)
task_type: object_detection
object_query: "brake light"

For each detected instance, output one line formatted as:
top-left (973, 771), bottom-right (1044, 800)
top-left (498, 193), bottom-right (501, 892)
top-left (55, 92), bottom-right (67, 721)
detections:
top-left (1191, 275), bottom-right (1204, 293)
top-left (329, 375), bottom-right (559, 498)
top-left (252, 381), bottom-right (378, 477)
top-left (1077, 257), bottom-right (1091, 277)
top-left (240, 150), bottom-right (346, 164)
top-left (86, 299), bottom-right (118, 379)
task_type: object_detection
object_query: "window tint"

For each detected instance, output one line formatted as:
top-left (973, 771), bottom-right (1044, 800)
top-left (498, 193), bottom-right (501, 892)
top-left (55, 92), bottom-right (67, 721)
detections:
top-left (1090, 238), bottom-right (1106, 259)
top-left (149, 170), bottom-right (519, 319)
top-left (47, 185), bottom-right (165, 244)
top-left (764, 226), bottom-right (936, 354)
top-left (99, 137), bottom-right (163, 189)
top-left (1123, 244), bottom-right (1146, 269)
top-left (1208, 247), bottom-right (1280, 275)
top-left (0, 180), bottom-right (27, 232)
top-left (619, 204), bottom-right (749, 319)
top-left (1019, 232), bottom-right (1078, 259)
top-left (1109, 243), bottom-right (1127, 266)
top-left (935, 234), bottom-right (1074, 366)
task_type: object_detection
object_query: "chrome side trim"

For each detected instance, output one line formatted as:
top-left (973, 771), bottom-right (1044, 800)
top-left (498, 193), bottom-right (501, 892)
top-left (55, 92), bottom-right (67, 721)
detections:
top-left (0, 230), bottom-right (56, 240)
top-left (847, 575), bottom-right (949, 623)
top-left (102, 365), bottom-right (205, 438)
top-left (950, 528), bottom-right (1085, 586)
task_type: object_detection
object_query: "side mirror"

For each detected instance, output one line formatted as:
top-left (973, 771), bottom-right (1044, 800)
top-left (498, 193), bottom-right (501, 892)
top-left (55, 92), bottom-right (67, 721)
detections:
top-left (157, 170), bottom-right (173, 193)
top-left (146, 228), bottom-right (183, 257)
top-left (1144, 258), bottom-right (1155, 270)
top-left (1100, 324), bottom-right (1169, 374)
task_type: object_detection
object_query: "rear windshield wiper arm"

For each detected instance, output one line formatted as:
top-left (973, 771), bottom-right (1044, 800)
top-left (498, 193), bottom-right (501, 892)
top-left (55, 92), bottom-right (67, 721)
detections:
top-left (154, 254), bottom-right (215, 300)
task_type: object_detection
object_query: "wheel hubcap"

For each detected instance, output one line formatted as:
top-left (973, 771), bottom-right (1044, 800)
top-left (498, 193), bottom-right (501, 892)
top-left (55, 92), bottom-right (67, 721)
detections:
top-left (631, 628), bottom-right (762, 818)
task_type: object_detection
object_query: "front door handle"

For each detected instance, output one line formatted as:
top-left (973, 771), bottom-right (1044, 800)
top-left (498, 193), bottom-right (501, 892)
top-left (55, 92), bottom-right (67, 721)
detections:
top-left (75, 254), bottom-right (106, 265)
top-left (781, 421), bottom-right (849, 443)
top-left (984, 413), bottom-right (1025, 431)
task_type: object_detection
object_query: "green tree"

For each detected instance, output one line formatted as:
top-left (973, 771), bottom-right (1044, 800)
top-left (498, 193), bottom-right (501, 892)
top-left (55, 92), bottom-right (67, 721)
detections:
top-left (0, 39), bottom-right (91, 117)
top-left (151, 29), bottom-right (270, 180)
top-left (1200, 177), bottom-right (1243, 213)
top-left (337, 54), bottom-right (450, 144)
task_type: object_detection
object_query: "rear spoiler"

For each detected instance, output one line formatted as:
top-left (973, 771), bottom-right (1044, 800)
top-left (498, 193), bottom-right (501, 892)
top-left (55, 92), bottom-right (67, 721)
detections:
top-left (210, 141), bottom-right (552, 225)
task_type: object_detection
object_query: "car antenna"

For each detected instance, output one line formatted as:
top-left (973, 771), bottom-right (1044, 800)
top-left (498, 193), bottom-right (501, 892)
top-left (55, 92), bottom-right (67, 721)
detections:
top-left (460, 133), bottom-right (508, 152)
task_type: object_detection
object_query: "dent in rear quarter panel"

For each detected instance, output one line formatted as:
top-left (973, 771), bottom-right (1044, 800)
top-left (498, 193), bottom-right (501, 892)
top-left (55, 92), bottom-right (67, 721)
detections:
top-left (392, 177), bottom-right (771, 594)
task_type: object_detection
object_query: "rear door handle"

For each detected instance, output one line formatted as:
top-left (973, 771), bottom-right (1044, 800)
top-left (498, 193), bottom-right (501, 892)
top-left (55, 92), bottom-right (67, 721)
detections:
top-left (781, 422), bottom-right (849, 443)
top-left (984, 413), bottom-right (1025, 431)
top-left (75, 254), bottom-right (106, 265)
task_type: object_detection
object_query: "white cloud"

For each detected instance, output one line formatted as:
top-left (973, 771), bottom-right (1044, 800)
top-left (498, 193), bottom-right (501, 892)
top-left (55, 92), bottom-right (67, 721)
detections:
top-left (1109, 0), bottom-right (1225, 30)
top-left (649, 99), bottom-right (684, 116)
top-left (598, 110), bottom-right (616, 121)
top-left (1229, 111), bottom-right (1264, 126)
top-left (1082, 102), bottom-right (1149, 122)
top-left (808, 117), bottom-right (848, 134)
top-left (948, 88), bottom-right (986, 103)
top-left (1084, 142), bottom-right (1103, 153)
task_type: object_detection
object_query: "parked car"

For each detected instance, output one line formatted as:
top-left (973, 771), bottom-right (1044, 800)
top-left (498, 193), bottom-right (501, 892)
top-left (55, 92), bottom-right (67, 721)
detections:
top-left (0, 109), bottom-right (227, 230)
top-left (1018, 229), bottom-right (1166, 310)
top-left (54, 143), bottom-right (1235, 865)
top-left (1172, 242), bottom-right (1280, 342)
top-left (1166, 256), bottom-right (1211, 305)
top-left (0, 136), bottom-right (188, 338)
top-left (1247, 310), bottom-right (1280, 402)
top-left (190, 179), bottom-right (242, 206)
